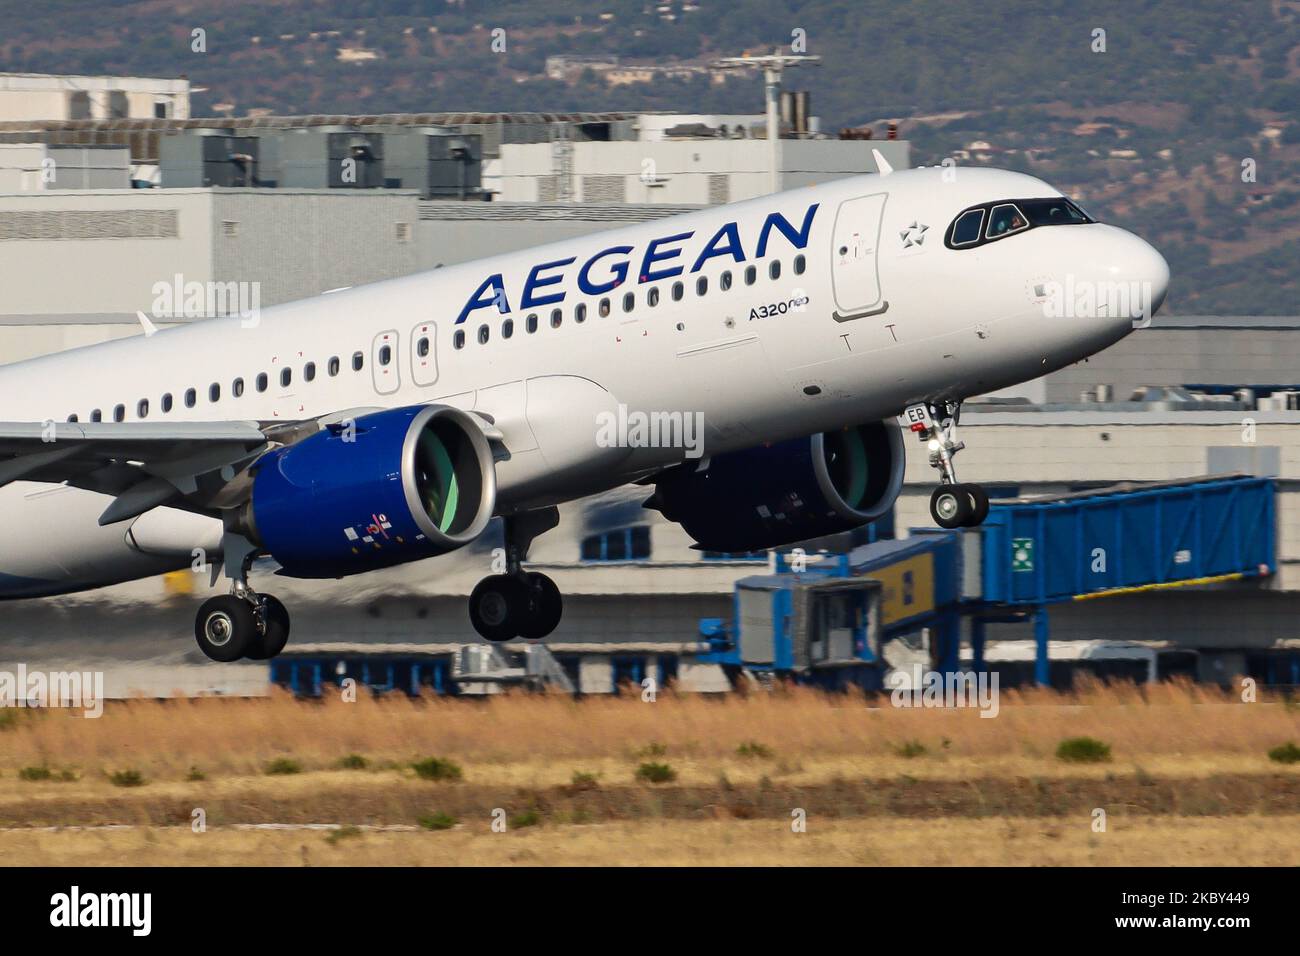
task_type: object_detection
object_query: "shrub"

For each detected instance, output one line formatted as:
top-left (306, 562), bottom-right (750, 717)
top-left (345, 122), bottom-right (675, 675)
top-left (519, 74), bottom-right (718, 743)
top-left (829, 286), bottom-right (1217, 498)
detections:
top-left (418, 811), bottom-right (458, 831)
top-left (1056, 736), bottom-right (1112, 763)
top-left (736, 741), bottom-right (774, 759)
top-left (411, 757), bottom-right (463, 782)
top-left (894, 740), bottom-right (927, 759)
top-left (337, 754), bottom-right (368, 770)
top-left (187, 766), bottom-right (206, 781)
top-left (570, 771), bottom-right (599, 790)
top-left (637, 761), bottom-right (676, 784)
top-left (264, 757), bottom-right (302, 776)
top-left (109, 769), bottom-right (145, 788)
top-left (19, 766), bottom-right (52, 782)
top-left (511, 809), bottom-right (541, 828)
top-left (1267, 741), bottom-right (1300, 764)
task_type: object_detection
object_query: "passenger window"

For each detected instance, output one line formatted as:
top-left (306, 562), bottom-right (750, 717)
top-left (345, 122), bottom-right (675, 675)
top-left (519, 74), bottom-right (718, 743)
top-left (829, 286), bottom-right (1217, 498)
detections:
top-left (328, 356), bottom-right (341, 376)
top-left (575, 303), bottom-right (587, 323)
top-left (745, 265), bottom-right (757, 285)
top-left (162, 393), bottom-right (173, 412)
top-left (769, 260), bottom-right (781, 280)
top-left (951, 209), bottom-right (985, 246)
top-left (137, 399), bottom-right (149, 418)
top-left (986, 203), bottom-right (1029, 239)
top-left (671, 282), bottom-right (684, 301)
top-left (599, 298), bottom-right (611, 317)
top-left (793, 254), bottom-right (806, 275)
top-left (416, 339), bottom-right (429, 358)
top-left (184, 389), bottom-right (196, 408)
top-left (721, 271), bottom-right (733, 291)
top-left (280, 368), bottom-right (291, 388)
top-left (453, 329), bottom-right (465, 350)
top-left (551, 308), bottom-right (562, 329)
top-left (696, 276), bottom-right (708, 296)
top-left (648, 287), bottom-right (660, 307)
top-left (91, 409), bottom-right (102, 422)
top-left (623, 292), bottom-right (635, 313)
top-left (379, 345), bottom-right (392, 366)
top-left (502, 318), bottom-right (514, 339)
top-left (256, 373), bottom-right (268, 392)
top-left (526, 314), bottom-right (538, 334)
top-left (233, 377), bottom-right (244, 397)
top-left (209, 383), bottom-right (220, 402)
top-left (67, 413), bottom-right (78, 423)
top-left (478, 324), bottom-right (490, 345)
top-left (112, 404), bottom-right (125, 422)
top-left (352, 351), bottom-right (364, 371)
top-left (304, 362), bottom-right (316, 382)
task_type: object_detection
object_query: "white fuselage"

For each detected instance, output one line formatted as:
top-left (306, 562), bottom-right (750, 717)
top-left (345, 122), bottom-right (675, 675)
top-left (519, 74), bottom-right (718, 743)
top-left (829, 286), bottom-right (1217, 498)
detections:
top-left (0, 166), bottom-right (1168, 596)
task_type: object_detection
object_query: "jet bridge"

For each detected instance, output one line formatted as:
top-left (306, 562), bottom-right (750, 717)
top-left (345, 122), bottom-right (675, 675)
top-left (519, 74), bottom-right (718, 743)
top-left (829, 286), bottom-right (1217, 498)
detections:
top-left (702, 475), bottom-right (1277, 688)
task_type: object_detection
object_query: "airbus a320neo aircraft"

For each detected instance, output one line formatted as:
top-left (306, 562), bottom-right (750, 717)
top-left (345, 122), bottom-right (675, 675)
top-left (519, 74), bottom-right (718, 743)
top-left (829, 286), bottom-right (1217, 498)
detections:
top-left (0, 158), bottom-right (1168, 662)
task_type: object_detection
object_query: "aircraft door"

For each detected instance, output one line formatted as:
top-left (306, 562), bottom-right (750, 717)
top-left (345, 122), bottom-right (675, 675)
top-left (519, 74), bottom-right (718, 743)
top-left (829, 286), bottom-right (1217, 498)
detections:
top-left (371, 329), bottom-right (400, 395)
top-left (830, 193), bottom-right (888, 318)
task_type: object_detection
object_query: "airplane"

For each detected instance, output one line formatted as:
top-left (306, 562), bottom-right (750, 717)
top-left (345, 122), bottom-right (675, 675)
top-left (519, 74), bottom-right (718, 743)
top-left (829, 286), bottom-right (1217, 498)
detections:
top-left (0, 157), bottom-right (1169, 662)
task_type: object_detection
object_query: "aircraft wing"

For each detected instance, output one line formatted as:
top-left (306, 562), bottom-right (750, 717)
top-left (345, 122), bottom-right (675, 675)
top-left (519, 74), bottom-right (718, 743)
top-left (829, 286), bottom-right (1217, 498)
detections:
top-left (0, 420), bottom-right (274, 525)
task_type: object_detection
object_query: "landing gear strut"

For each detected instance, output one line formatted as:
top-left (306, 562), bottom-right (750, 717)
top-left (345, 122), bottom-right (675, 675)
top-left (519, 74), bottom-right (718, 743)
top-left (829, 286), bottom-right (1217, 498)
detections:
top-left (194, 535), bottom-right (291, 662)
top-left (900, 400), bottom-right (990, 530)
top-left (468, 507), bottom-right (563, 642)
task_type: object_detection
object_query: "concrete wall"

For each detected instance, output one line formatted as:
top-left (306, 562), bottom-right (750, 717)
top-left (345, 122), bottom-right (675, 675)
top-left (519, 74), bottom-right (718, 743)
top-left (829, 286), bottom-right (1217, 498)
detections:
top-left (1044, 318), bottom-right (1300, 403)
top-left (0, 189), bottom-right (213, 317)
top-left (495, 139), bottom-right (909, 204)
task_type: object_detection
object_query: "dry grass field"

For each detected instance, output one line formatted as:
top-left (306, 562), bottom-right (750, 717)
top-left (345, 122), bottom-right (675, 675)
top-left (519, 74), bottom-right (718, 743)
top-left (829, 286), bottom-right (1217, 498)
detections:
top-left (1, 680), bottom-right (1297, 865)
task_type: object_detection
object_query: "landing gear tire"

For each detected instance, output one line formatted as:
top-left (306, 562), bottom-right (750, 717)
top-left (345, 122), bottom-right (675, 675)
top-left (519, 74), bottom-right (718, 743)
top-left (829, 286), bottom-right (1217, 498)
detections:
top-left (931, 485), bottom-right (973, 530)
top-left (469, 574), bottom-right (530, 642)
top-left (966, 484), bottom-right (990, 526)
top-left (519, 572), bottom-right (563, 641)
top-left (245, 595), bottom-right (291, 661)
top-left (195, 595), bottom-right (258, 663)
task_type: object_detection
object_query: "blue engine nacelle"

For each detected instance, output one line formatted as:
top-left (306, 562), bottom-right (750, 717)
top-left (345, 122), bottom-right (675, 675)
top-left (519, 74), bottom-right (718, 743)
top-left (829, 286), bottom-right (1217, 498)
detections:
top-left (644, 420), bottom-right (905, 551)
top-left (247, 404), bottom-right (496, 578)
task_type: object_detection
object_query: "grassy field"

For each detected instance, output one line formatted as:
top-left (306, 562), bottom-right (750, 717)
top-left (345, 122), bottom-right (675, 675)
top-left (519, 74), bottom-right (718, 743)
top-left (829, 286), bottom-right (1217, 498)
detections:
top-left (1, 680), bottom-right (1297, 865)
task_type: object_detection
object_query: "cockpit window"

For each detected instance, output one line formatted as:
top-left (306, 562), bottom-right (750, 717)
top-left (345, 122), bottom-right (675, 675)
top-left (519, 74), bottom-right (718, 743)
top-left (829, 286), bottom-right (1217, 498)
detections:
top-left (945, 196), bottom-right (1096, 250)
top-left (951, 209), bottom-right (985, 246)
top-left (986, 203), bottom-right (1029, 239)
top-left (1019, 198), bottom-right (1090, 226)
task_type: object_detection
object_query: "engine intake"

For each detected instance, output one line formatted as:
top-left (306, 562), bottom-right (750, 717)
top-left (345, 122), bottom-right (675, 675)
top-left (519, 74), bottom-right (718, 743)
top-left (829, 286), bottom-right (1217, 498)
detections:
top-left (646, 420), bottom-right (904, 552)
top-left (248, 404), bottom-right (496, 577)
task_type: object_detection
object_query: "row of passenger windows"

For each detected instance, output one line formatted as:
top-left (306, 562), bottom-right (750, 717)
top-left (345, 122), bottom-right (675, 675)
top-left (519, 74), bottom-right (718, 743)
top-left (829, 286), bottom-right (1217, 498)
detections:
top-left (452, 254), bottom-right (807, 349)
top-left (69, 350), bottom-right (376, 423)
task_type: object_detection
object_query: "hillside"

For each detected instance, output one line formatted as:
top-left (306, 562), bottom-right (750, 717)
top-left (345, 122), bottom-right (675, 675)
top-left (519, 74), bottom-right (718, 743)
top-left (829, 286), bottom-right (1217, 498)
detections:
top-left (3, 0), bottom-right (1298, 313)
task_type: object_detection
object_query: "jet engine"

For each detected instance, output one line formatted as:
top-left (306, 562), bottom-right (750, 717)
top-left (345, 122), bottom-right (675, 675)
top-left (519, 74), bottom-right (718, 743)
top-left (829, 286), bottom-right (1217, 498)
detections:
top-left (245, 404), bottom-right (496, 577)
top-left (644, 420), bottom-right (905, 552)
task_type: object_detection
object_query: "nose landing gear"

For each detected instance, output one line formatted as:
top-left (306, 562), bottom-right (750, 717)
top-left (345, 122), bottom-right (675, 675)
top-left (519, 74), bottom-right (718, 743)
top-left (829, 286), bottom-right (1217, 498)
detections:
top-left (901, 400), bottom-right (990, 529)
top-left (468, 507), bottom-right (563, 643)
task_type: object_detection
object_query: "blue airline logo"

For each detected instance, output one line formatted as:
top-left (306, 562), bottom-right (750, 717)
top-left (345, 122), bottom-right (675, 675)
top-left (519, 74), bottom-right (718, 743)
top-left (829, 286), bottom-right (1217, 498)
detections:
top-left (454, 203), bottom-right (819, 324)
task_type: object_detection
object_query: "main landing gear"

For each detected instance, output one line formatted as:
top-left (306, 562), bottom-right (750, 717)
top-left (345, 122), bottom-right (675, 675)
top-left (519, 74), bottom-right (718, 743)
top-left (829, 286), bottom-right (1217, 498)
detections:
top-left (469, 507), bottom-right (563, 642)
top-left (194, 536), bottom-right (291, 663)
top-left (901, 400), bottom-right (990, 530)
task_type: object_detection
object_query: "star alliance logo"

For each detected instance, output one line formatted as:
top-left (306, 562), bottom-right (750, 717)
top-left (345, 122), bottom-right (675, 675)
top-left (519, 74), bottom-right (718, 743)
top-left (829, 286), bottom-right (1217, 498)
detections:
top-left (900, 221), bottom-right (929, 248)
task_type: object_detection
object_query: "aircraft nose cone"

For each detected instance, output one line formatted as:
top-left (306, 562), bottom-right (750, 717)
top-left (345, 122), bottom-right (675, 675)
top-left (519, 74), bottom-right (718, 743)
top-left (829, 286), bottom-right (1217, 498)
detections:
top-left (1100, 226), bottom-right (1169, 325)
